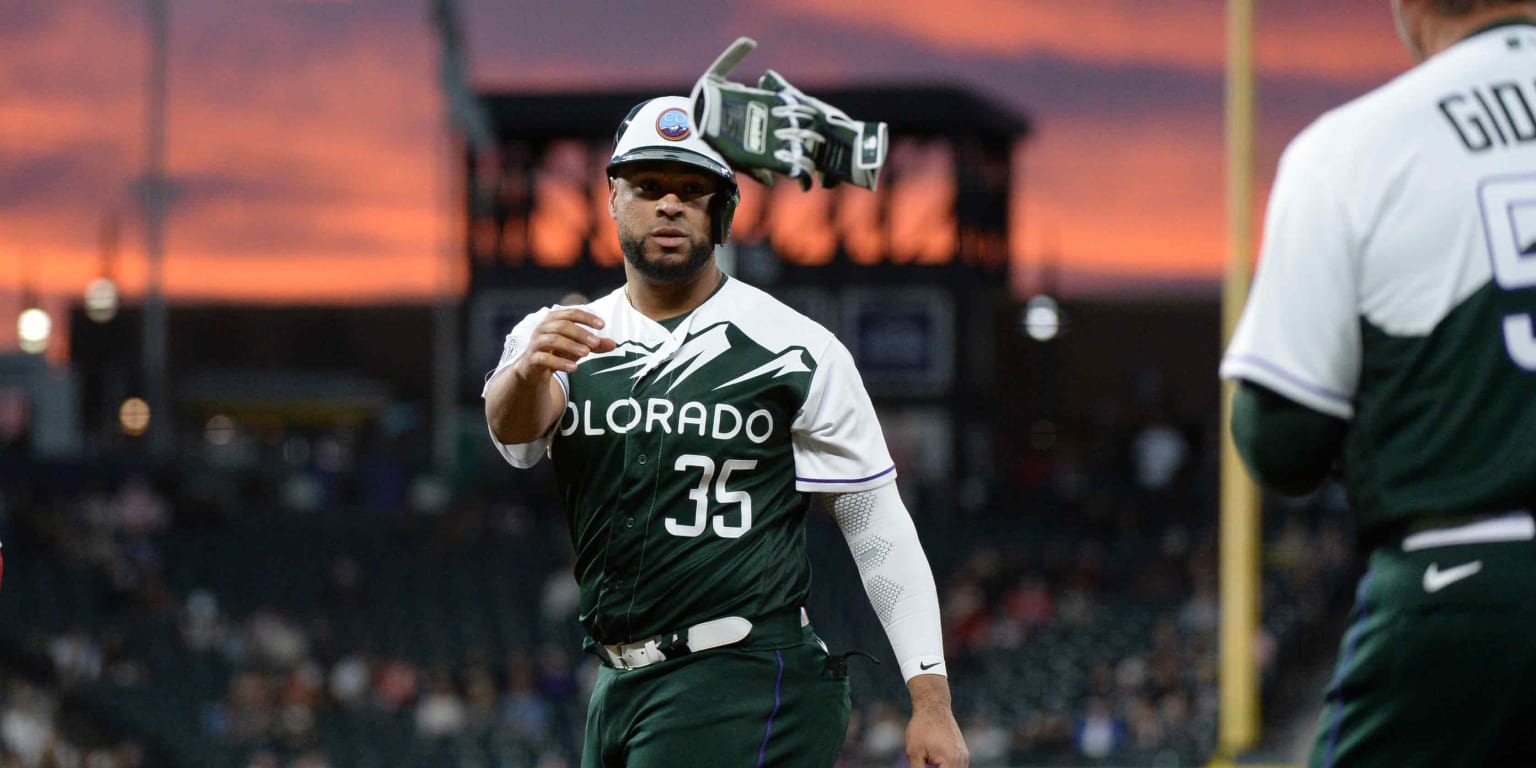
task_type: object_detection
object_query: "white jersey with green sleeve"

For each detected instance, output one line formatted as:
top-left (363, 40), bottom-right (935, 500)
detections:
top-left (1221, 21), bottom-right (1536, 533)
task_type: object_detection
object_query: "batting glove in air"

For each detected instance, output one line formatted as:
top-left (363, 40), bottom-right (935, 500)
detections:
top-left (758, 69), bottom-right (888, 191)
top-left (691, 37), bottom-right (821, 191)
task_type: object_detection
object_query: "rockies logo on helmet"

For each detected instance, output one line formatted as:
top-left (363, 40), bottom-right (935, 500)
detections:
top-left (656, 107), bottom-right (692, 141)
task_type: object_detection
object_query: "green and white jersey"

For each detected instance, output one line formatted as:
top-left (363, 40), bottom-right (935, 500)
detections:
top-left (1222, 21), bottom-right (1536, 534)
top-left (486, 276), bottom-right (896, 644)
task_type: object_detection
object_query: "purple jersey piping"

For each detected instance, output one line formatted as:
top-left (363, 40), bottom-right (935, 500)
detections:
top-left (1224, 354), bottom-right (1353, 405)
top-left (1322, 568), bottom-right (1374, 768)
top-left (795, 465), bottom-right (896, 485)
top-left (756, 650), bottom-right (786, 767)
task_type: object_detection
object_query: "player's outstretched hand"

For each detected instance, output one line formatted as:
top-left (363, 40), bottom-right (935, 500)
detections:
top-left (512, 308), bottom-right (616, 379)
top-left (906, 676), bottom-right (969, 767)
top-left (487, 308), bottom-right (615, 446)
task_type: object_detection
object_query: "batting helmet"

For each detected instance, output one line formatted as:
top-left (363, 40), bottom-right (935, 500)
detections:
top-left (608, 96), bottom-right (740, 245)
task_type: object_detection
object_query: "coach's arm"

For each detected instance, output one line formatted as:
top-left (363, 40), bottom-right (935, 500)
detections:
top-left (1230, 381), bottom-right (1348, 496)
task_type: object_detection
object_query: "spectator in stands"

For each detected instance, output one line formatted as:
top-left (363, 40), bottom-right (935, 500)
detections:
top-left (1003, 576), bottom-right (1054, 627)
top-left (1126, 694), bottom-right (1164, 753)
top-left (180, 589), bottom-right (227, 652)
top-left (326, 651), bottom-right (370, 710)
top-left (247, 611), bottom-right (308, 670)
top-left (288, 751), bottom-right (332, 768)
top-left (942, 579), bottom-right (989, 653)
top-left (859, 701), bottom-right (907, 763)
top-left (372, 657), bottom-right (418, 712)
top-left (1, 682), bottom-right (53, 768)
top-left (276, 662), bottom-right (323, 749)
top-left (245, 749), bottom-right (280, 768)
top-left (1074, 697), bottom-right (1127, 761)
top-left (501, 655), bottom-right (550, 740)
top-left (414, 670), bottom-right (467, 738)
top-left (962, 713), bottom-right (1010, 767)
top-left (46, 629), bottom-right (102, 687)
top-left (1131, 415), bottom-right (1189, 492)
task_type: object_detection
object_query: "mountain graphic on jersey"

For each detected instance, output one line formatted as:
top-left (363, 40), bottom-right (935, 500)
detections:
top-left (582, 322), bottom-right (813, 399)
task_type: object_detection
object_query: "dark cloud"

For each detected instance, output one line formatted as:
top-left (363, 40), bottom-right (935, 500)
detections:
top-left (0, 1), bottom-right (69, 40)
top-left (0, 142), bottom-right (129, 213)
top-left (179, 215), bottom-right (403, 259)
top-left (173, 170), bottom-right (367, 213)
top-left (463, 0), bottom-right (756, 80)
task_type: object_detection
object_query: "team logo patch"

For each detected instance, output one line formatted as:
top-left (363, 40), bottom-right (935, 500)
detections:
top-left (656, 107), bottom-right (691, 142)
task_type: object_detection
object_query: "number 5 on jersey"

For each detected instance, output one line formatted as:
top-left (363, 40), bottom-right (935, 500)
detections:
top-left (667, 454), bottom-right (758, 539)
top-left (1478, 175), bottom-right (1536, 370)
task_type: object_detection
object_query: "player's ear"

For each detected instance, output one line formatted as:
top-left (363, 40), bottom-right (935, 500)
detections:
top-left (608, 177), bottom-right (619, 221)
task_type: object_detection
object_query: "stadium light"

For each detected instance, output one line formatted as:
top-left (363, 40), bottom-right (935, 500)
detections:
top-left (119, 397), bottom-right (151, 437)
top-left (205, 414), bottom-right (235, 446)
top-left (1021, 295), bottom-right (1061, 342)
top-left (84, 277), bottom-right (120, 323)
top-left (17, 307), bottom-right (52, 354)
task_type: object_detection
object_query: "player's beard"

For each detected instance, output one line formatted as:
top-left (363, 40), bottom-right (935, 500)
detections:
top-left (620, 232), bottom-right (714, 284)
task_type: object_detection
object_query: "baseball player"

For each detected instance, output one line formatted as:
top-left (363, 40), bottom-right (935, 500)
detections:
top-left (483, 94), bottom-right (968, 767)
top-left (1221, 1), bottom-right (1536, 765)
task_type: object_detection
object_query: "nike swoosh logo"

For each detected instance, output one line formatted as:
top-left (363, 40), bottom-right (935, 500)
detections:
top-left (1423, 560), bottom-right (1483, 593)
top-left (919, 661), bottom-right (942, 671)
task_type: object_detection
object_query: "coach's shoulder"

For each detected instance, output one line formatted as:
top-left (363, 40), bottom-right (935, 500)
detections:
top-left (1285, 63), bottom-right (1440, 175)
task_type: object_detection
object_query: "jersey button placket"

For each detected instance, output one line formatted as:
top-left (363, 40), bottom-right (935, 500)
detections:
top-left (621, 372), bottom-right (658, 547)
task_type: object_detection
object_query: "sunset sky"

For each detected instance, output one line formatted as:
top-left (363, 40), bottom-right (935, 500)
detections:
top-left (1, 0), bottom-right (1411, 353)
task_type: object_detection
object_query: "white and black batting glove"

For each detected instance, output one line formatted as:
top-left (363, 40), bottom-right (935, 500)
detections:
top-left (691, 37), bottom-right (821, 191)
top-left (758, 69), bottom-right (888, 191)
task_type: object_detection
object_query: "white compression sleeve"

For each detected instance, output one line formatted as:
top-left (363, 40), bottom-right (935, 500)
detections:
top-left (824, 483), bottom-right (946, 682)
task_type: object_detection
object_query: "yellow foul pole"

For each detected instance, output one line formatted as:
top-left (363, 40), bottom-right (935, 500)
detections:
top-left (1220, 0), bottom-right (1262, 757)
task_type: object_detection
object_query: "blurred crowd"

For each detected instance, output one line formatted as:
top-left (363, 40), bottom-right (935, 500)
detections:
top-left (0, 674), bottom-right (144, 768)
top-left (0, 389), bottom-right (1357, 768)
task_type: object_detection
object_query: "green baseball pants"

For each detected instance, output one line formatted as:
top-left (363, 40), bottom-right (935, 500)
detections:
top-left (582, 624), bottom-right (852, 767)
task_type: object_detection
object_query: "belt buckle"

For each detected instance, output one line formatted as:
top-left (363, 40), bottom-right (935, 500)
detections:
top-left (601, 642), bottom-right (628, 669)
top-left (611, 639), bottom-right (664, 669)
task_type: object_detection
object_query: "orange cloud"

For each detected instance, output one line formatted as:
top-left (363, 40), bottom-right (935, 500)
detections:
top-left (772, 0), bottom-right (1406, 80)
top-left (0, 2), bottom-right (455, 356)
top-left (1013, 107), bottom-right (1263, 295)
top-left (0, 5), bottom-right (444, 296)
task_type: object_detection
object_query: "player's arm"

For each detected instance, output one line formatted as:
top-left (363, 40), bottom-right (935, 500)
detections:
top-left (824, 486), bottom-right (968, 767)
top-left (1231, 381), bottom-right (1347, 496)
top-left (484, 308), bottom-right (614, 445)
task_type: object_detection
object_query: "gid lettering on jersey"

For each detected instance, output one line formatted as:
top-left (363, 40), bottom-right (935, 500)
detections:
top-left (1439, 78), bottom-right (1536, 153)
